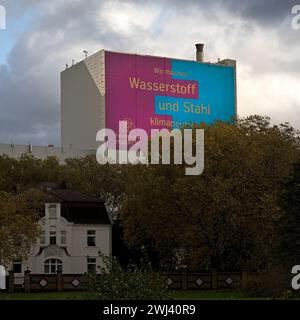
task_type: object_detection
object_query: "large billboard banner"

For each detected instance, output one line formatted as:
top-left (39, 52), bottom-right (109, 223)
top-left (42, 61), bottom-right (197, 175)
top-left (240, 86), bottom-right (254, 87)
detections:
top-left (105, 51), bottom-right (235, 136)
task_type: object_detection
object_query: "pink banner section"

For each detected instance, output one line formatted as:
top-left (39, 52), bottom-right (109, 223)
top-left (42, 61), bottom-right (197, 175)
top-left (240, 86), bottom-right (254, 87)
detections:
top-left (127, 76), bottom-right (198, 99)
top-left (105, 51), bottom-right (198, 141)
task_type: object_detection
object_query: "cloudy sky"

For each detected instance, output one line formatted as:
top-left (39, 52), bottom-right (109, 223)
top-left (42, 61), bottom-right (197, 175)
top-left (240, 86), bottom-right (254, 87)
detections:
top-left (0, 0), bottom-right (299, 146)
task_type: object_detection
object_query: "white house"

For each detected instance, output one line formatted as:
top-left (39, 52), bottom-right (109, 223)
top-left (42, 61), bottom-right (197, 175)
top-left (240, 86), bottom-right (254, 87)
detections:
top-left (10, 183), bottom-right (112, 279)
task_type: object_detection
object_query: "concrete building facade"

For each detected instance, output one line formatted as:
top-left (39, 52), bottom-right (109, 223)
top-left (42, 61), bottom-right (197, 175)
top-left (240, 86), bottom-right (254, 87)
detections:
top-left (61, 50), bottom-right (105, 150)
top-left (0, 45), bottom-right (236, 161)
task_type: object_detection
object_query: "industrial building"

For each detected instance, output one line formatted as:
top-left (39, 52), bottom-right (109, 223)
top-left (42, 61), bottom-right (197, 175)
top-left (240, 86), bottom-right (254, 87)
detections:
top-left (61, 44), bottom-right (236, 151)
top-left (0, 44), bottom-right (237, 160)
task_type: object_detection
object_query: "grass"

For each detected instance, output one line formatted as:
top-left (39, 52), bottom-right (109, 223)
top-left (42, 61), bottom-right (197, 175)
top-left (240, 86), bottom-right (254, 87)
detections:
top-left (172, 290), bottom-right (262, 300)
top-left (0, 291), bottom-right (93, 300)
top-left (0, 290), bottom-right (264, 300)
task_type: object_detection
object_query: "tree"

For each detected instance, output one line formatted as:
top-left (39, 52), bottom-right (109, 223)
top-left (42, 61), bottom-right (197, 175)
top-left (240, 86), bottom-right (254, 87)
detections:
top-left (120, 116), bottom-right (300, 271)
top-left (0, 155), bottom-right (61, 192)
top-left (0, 154), bottom-right (130, 266)
top-left (62, 156), bottom-right (126, 217)
top-left (0, 189), bottom-right (45, 265)
top-left (276, 158), bottom-right (300, 267)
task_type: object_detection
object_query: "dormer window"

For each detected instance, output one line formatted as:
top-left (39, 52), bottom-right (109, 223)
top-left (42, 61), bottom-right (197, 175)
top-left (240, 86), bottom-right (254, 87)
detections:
top-left (48, 204), bottom-right (57, 219)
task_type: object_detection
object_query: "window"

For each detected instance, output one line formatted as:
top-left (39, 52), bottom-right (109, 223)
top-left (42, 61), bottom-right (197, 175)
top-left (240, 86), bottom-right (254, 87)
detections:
top-left (87, 230), bottom-right (96, 247)
top-left (48, 204), bottom-right (57, 219)
top-left (50, 230), bottom-right (56, 245)
top-left (40, 230), bottom-right (46, 245)
top-left (12, 259), bottom-right (22, 273)
top-left (87, 258), bottom-right (97, 273)
top-left (44, 259), bottom-right (62, 274)
top-left (60, 231), bottom-right (67, 245)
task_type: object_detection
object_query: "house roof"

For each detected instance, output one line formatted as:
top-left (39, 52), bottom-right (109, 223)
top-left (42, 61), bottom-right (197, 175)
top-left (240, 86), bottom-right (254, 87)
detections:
top-left (47, 189), bottom-right (103, 203)
top-left (39, 183), bottom-right (111, 225)
top-left (60, 201), bottom-right (111, 225)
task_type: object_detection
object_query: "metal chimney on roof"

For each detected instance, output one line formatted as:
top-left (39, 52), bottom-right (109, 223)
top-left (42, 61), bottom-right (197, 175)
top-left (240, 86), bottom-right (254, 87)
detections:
top-left (195, 43), bottom-right (204, 62)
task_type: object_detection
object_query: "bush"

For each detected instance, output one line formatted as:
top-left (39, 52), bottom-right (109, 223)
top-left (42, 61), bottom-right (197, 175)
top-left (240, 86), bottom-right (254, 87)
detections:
top-left (86, 253), bottom-right (171, 300)
top-left (242, 268), bottom-right (294, 298)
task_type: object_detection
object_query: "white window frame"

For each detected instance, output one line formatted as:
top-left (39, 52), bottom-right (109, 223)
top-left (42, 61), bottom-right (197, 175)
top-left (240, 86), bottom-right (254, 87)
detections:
top-left (87, 257), bottom-right (97, 273)
top-left (48, 204), bottom-right (58, 219)
top-left (60, 230), bottom-right (67, 245)
top-left (12, 259), bottom-right (22, 274)
top-left (87, 230), bottom-right (96, 247)
top-left (44, 259), bottom-right (62, 274)
top-left (40, 230), bottom-right (46, 245)
top-left (49, 230), bottom-right (57, 245)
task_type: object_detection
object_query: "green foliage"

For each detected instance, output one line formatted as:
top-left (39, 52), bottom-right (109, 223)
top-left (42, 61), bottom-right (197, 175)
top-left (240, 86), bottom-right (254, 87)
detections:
top-left (0, 155), bottom-right (62, 192)
top-left (0, 115), bottom-right (299, 272)
top-left (62, 156), bottom-right (125, 216)
top-left (0, 154), bottom-right (124, 216)
top-left (0, 189), bottom-right (46, 264)
top-left (276, 158), bottom-right (300, 267)
top-left (120, 116), bottom-right (300, 271)
top-left (86, 253), bottom-right (171, 300)
top-left (241, 268), bottom-right (294, 298)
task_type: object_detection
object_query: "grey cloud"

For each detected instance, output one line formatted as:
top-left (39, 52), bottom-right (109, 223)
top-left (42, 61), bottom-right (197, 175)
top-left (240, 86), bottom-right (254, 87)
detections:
top-left (0, 0), bottom-right (299, 147)
top-left (141, 0), bottom-right (297, 26)
top-left (0, 0), bottom-right (136, 145)
top-left (222, 0), bottom-right (297, 25)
